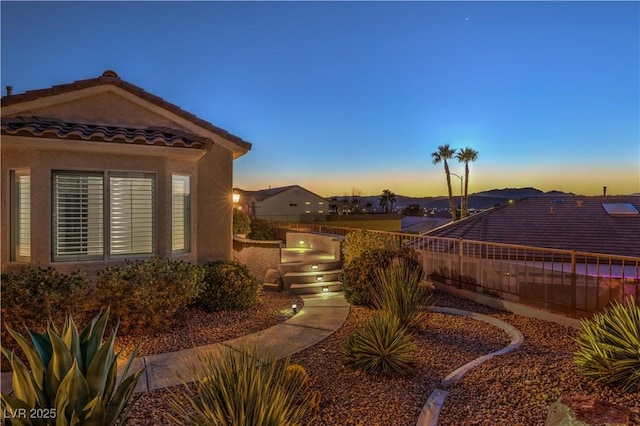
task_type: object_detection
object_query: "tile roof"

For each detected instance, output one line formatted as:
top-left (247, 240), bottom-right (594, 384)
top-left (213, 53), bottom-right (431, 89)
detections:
top-left (1, 70), bottom-right (251, 151)
top-left (426, 196), bottom-right (640, 257)
top-left (1, 116), bottom-right (210, 149)
top-left (242, 185), bottom-right (328, 202)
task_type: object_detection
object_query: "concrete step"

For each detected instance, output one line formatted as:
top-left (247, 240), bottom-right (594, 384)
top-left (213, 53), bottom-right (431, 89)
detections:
top-left (279, 260), bottom-right (342, 275)
top-left (283, 270), bottom-right (342, 289)
top-left (289, 281), bottom-right (342, 295)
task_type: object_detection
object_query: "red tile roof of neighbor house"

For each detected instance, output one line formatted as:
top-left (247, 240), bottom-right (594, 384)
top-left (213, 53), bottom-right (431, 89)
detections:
top-left (1, 116), bottom-right (211, 149)
top-left (1, 70), bottom-right (252, 151)
top-left (426, 196), bottom-right (640, 257)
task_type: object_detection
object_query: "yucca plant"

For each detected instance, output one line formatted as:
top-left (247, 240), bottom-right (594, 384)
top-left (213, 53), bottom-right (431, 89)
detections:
top-left (342, 311), bottom-right (417, 376)
top-left (574, 297), bottom-right (640, 392)
top-left (169, 345), bottom-right (320, 425)
top-left (372, 257), bottom-right (433, 330)
top-left (1, 309), bottom-right (143, 425)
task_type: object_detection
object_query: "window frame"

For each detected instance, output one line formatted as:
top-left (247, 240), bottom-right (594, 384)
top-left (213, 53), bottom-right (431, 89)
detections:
top-left (51, 170), bottom-right (157, 262)
top-left (10, 169), bottom-right (31, 262)
top-left (171, 175), bottom-right (191, 254)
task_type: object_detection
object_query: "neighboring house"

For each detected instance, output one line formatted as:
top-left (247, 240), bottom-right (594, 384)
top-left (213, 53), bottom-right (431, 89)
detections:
top-left (425, 196), bottom-right (640, 257)
top-left (240, 185), bottom-right (328, 222)
top-left (1, 70), bottom-right (251, 275)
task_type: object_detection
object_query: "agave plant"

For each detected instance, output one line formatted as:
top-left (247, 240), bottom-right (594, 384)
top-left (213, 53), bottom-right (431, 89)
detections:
top-left (1, 309), bottom-right (143, 425)
top-left (372, 257), bottom-right (432, 330)
top-left (574, 297), bottom-right (640, 392)
top-left (342, 311), bottom-right (417, 376)
top-left (169, 345), bottom-right (320, 426)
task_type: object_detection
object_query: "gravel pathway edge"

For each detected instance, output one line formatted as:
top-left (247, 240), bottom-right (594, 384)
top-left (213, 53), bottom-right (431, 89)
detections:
top-left (416, 306), bottom-right (525, 426)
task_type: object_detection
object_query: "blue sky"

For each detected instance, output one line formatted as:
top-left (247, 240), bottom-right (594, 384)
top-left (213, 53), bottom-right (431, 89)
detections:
top-left (2, 1), bottom-right (638, 197)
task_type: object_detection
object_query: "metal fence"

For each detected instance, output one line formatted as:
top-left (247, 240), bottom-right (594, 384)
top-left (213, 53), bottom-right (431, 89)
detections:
top-left (273, 222), bottom-right (640, 318)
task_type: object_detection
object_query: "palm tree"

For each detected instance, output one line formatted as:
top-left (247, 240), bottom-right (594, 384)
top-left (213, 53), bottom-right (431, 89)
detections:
top-left (431, 144), bottom-right (458, 221)
top-left (456, 147), bottom-right (479, 219)
top-left (378, 192), bottom-right (389, 213)
top-left (387, 190), bottom-right (397, 213)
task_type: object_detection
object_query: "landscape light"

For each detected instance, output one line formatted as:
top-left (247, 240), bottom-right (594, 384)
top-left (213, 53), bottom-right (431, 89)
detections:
top-left (316, 275), bottom-right (324, 281)
top-left (292, 303), bottom-right (298, 314)
top-left (311, 264), bottom-right (319, 270)
top-left (322, 287), bottom-right (329, 293)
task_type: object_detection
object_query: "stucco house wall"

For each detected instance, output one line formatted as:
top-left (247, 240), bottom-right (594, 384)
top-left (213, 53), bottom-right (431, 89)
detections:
top-left (248, 185), bottom-right (328, 221)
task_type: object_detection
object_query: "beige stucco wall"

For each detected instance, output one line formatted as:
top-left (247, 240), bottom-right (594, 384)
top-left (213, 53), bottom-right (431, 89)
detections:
top-left (0, 136), bottom-right (234, 278)
top-left (252, 187), bottom-right (328, 220)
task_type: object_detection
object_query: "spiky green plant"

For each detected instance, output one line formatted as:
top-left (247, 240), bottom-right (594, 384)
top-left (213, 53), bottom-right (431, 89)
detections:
top-left (342, 311), bottom-right (417, 376)
top-left (169, 345), bottom-right (320, 426)
top-left (1, 309), bottom-right (143, 425)
top-left (372, 257), bottom-right (433, 330)
top-left (574, 297), bottom-right (640, 392)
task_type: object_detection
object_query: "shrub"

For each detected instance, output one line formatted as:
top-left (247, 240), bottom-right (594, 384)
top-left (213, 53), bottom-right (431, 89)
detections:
top-left (342, 229), bottom-right (399, 266)
top-left (169, 345), bottom-right (320, 425)
top-left (574, 297), bottom-right (640, 392)
top-left (1, 266), bottom-right (89, 333)
top-left (372, 258), bottom-right (433, 330)
top-left (1, 310), bottom-right (143, 425)
top-left (233, 208), bottom-right (251, 235)
top-left (248, 218), bottom-right (276, 240)
top-left (342, 248), bottom-right (420, 307)
top-left (95, 257), bottom-right (204, 332)
top-left (342, 311), bottom-right (417, 376)
top-left (196, 260), bottom-right (259, 312)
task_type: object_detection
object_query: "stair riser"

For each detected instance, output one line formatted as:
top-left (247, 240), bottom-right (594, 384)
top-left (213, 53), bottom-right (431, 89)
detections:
top-left (289, 282), bottom-right (342, 295)
top-left (283, 272), bottom-right (342, 288)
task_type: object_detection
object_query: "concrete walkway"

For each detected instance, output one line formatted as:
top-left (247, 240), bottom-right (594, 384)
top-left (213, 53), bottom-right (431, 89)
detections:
top-left (129, 291), bottom-right (350, 393)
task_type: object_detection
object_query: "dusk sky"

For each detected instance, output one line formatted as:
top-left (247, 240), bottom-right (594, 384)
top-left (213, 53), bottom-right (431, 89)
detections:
top-left (2, 1), bottom-right (638, 197)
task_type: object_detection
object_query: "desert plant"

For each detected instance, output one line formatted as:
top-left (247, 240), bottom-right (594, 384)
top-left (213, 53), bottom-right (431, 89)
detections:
top-left (169, 345), bottom-right (320, 425)
top-left (95, 257), bottom-right (204, 332)
top-left (1, 266), bottom-right (90, 348)
top-left (248, 218), bottom-right (276, 240)
top-left (342, 311), bottom-right (417, 376)
top-left (233, 208), bottom-right (251, 235)
top-left (1, 310), bottom-right (143, 425)
top-left (342, 249), bottom-right (420, 307)
top-left (342, 229), bottom-right (399, 266)
top-left (574, 297), bottom-right (640, 392)
top-left (372, 258), bottom-right (433, 330)
top-left (196, 260), bottom-right (260, 312)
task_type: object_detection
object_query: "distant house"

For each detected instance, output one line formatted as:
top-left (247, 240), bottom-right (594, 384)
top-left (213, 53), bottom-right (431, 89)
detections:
top-left (426, 196), bottom-right (640, 257)
top-left (1, 70), bottom-right (251, 275)
top-left (240, 185), bottom-right (328, 222)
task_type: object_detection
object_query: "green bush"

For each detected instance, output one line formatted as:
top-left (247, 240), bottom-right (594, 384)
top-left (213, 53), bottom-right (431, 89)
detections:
top-left (233, 208), bottom-right (251, 235)
top-left (342, 248), bottom-right (420, 307)
top-left (95, 257), bottom-right (204, 332)
top-left (342, 229), bottom-right (399, 266)
top-left (196, 260), bottom-right (259, 312)
top-left (574, 297), bottom-right (640, 392)
top-left (248, 218), bottom-right (276, 240)
top-left (342, 311), bottom-right (417, 376)
top-left (1, 266), bottom-right (89, 333)
top-left (372, 258), bottom-right (432, 330)
top-left (169, 345), bottom-right (320, 425)
top-left (1, 310), bottom-right (143, 425)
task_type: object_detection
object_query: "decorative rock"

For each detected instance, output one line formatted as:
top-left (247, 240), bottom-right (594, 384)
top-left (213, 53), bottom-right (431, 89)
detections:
top-left (546, 394), bottom-right (630, 426)
top-left (264, 268), bottom-right (282, 284)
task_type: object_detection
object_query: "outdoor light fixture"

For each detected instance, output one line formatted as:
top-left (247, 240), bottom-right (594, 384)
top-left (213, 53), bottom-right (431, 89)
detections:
top-left (311, 264), bottom-right (319, 270)
top-left (292, 303), bottom-right (298, 314)
top-left (232, 192), bottom-right (240, 203)
top-left (316, 275), bottom-right (324, 281)
top-left (322, 286), bottom-right (329, 293)
top-left (299, 240), bottom-right (305, 246)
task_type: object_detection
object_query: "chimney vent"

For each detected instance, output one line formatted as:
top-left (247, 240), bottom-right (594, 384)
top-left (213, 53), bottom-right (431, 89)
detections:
top-left (5, 85), bottom-right (12, 96)
top-left (603, 186), bottom-right (607, 197)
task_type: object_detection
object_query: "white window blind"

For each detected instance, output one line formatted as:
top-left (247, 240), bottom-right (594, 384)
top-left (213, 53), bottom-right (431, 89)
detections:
top-left (11, 170), bottom-right (31, 261)
top-left (53, 173), bottom-right (104, 261)
top-left (109, 173), bottom-right (155, 256)
top-left (172, 175), bottom-right (190, 253)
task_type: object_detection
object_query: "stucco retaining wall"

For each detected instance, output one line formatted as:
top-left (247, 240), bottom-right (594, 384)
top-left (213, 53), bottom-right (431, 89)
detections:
top-left (232, 237), bottom-right (282, 282)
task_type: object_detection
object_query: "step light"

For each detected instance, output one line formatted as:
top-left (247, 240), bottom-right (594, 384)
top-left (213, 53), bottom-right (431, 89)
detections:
top-left (311, 264), bottom-right (319, 270)
top-left (316, 275), bottom-right (324, 281)
top-left (322, 286), bottom-right (329, 293)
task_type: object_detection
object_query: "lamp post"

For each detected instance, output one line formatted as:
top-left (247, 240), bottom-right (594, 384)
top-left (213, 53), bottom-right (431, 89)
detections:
top-left (450, 172), bottom-right (463, 219)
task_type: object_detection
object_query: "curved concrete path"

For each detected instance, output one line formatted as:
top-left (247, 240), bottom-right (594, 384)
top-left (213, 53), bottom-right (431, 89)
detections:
top-left (416, 306), bottom-right (525, 426)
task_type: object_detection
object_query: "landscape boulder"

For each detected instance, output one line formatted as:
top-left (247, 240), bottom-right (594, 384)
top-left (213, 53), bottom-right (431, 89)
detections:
top-left (546, 394), bottom-right (630, 426)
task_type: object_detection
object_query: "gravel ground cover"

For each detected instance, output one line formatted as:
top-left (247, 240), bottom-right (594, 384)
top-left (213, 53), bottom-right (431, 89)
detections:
top-left (126, 291), bottom-right (639, 425)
